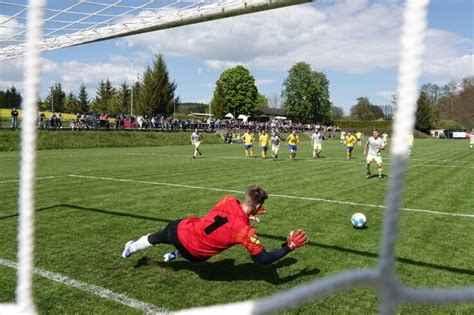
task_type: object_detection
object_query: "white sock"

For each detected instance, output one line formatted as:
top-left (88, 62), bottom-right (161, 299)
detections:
top-left (130, 234), bottom-right (153, 253)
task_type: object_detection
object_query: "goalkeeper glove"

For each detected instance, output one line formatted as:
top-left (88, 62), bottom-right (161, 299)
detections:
top-left (285, 229), bottom-right (308, 250)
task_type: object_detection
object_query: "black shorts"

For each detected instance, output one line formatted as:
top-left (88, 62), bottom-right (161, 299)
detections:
top-left (149, 219), bottom-right (203, 262)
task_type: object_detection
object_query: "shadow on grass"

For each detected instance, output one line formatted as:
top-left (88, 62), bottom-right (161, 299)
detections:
top-left (2, 203), bottom-right (473, 277)
top-left (134, 256), bottom-right (320, 285)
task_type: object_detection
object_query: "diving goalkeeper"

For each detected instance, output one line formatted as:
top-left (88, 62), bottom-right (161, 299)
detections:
top-left (122, 186), bottom-right (308, 265)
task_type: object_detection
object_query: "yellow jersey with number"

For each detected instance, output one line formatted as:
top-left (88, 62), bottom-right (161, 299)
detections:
top-left (259, 134), bottom-right (269, 147)
top-left (346, 135), bottom-right (357, 147)
top-left (242, 133), bottom-right (253, 145)
top-left (287, 134), bottom-right (299, 145)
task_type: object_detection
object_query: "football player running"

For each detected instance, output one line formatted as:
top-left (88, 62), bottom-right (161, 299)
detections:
top-left (270, 131), bottom-right (282, 160)
top-left (345, 132), bottom-right (357, 160)
top-left (259, 130), bottom-right (270, 159)
top-left (191, 129), bottom-right (202, 159)
top-left (364, 129), bottom-right (385, 179)
top-left (122, 186), bottom-right (308, 264)
top-left (311, 128), bottom-right (323, 159)
top-left (287, 130), bottom-right (299, 160)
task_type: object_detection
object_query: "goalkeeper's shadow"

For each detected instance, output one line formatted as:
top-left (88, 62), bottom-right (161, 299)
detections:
top-left (137, 256), bottom-right (320, 285)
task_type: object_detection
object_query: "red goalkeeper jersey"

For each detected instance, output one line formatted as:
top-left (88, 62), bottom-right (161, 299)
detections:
top-left (177, 195), bottom-right (264, 260)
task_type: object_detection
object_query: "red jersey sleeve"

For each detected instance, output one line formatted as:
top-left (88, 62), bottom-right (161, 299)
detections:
top-left (235, 226), bottom-right (264, 256)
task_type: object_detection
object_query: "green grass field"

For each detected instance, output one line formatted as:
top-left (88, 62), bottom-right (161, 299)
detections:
top-left (0, 137), bottom-right (473, 314)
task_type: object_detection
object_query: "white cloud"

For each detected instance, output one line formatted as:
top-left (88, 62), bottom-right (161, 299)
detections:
top-left (42, 58), bottom-right (141, 96)
top-left (0, 58), bottom-right (24, 90)
top-left (0, 15), bottom-right (23, 40)
top-left (1, 56), bottom-right (143, 98)
top-left (121, 0), bottom-right (471, 80)
top-left (377, 90), bottom-right (395, 101)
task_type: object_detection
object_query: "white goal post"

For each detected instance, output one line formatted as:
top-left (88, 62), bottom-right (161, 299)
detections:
top-left (1, 0), bottom-right (473, 314)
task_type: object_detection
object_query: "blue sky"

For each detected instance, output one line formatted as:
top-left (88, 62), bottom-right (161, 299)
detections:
top-left (1, 0), bottom-right (472, 114)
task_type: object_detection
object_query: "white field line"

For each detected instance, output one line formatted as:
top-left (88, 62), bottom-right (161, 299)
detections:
top-left (122, 153), bottom-right (474, 169)
top-left (0, 176), bottom-right (64, 184)
top-left (68, 174), bottom-right (474, 218)
top-left (0, 258), bottom-right (167, 315)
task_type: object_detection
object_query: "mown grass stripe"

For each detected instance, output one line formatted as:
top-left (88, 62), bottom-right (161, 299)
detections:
top-left (67, 174), bottom-right (474, 218)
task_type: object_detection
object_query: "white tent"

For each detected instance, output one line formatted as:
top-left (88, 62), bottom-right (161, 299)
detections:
top-left (224, 113), bottom-right (234, 119)
top-left (237, 114), bottom-right (248, 123)
top-left (275, 116), bottom-right (287, 120)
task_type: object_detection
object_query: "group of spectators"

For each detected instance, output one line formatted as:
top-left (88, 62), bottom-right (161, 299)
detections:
top-left (9, 108), bottom-right (342, 136)
top-left (37, 112), bottom-right (63, 129)
top-left (109, 114), bottom-right (343, 135)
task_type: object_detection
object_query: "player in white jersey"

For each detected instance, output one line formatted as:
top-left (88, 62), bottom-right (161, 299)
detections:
top-left (364, 129), bottom-right (385, 179)
top-left (191, 129), bottom-right (202, 159)
top-left (382, 132), bottom-right (389, 146)
top-left (340, 130), bottom-right (346, 144)
top-left (270, 131), bottom-right (282, 160)
top-left (469, 132), bottom-right (474, 149)
top-left (311, 129), bottom-right (323, 159)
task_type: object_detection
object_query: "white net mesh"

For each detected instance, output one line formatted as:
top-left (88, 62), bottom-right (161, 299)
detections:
top-left (0, 0), bottom-right (310, 61)
top-left (1, 0), bottom-right (473, 314)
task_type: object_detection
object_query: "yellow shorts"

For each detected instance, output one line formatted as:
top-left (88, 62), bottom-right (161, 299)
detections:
top-left (193, 142), bottom-right (201, 148)
top-left (313, 144), bottom-right (322, 150)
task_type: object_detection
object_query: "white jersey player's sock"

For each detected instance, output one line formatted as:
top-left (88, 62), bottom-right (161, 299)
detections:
top-left (130, 234), bottom-right (153, 253)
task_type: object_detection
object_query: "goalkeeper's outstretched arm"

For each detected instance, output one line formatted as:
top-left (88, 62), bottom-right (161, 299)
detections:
top-left (251, 229), bottom-right (308, 265)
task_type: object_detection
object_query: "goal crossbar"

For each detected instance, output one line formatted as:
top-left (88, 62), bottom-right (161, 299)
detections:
top-left (0, 0), bottom-right (312, 61)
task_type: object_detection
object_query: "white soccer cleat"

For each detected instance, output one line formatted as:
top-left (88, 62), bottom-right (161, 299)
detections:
top-left (163, 252), bottom-right (176, 262)
top-left (122, 240), bottom-right (134, 258)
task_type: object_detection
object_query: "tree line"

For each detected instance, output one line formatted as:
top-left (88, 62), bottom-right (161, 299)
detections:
top-left (415, 77), bottom-right (474, 132)
top-left (2, 53), bottom-right (472, 131)
top-left (0, 87), bottom-right (22, 108)
top-left (211, 62), bottom-right (331, 123)
top-left (35, 55), bottom-right (179, 117)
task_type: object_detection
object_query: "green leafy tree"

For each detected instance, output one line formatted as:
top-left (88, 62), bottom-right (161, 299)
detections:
top-left (415, 91), bottom-right (435, 133)
top-left (256, 94), bottom-right (269, 110)
top-left (1, 86), bottom-right (23, 108)
top-left (210, 65), bottom-right (259, 118)
top-left (64, 92), bottom-right (80, 114)
top-left (210, 80), bottom-right (226, 119)
top-left (45, 83), bottom-right (66, 113)
top-left (350, 97), bottom-right (383, 120)
top-left (330, 106), bottom-right (344, 120)
top-left (177, 103), bottom-right (208, 114)
top-left (113, 81), bottom-right (131, 115)
top-left (131, 80), bottom-right (141, 116)
top-left (138, 54), bottom-right (179, 116)
top-left (92, 79), bottom-right (115, 114)
top-left (78, 84), bottom-right (90, 113)
top-left (281, 62), bottom-right (331, 123)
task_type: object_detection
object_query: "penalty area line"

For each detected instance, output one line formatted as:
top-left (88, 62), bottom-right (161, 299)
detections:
top-left (0, 258), bottom-right (167, 315)
top-left (67, 174), bottom-right (474, 219)
top-left (0, 176), bottom-right (64, 184)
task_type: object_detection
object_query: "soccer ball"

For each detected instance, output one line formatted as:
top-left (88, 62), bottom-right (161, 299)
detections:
top-left (351, 212), bottom-right (367, 229)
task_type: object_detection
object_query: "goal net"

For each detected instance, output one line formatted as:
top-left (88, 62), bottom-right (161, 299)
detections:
top-left (1, 0), bottom-right (473, 314)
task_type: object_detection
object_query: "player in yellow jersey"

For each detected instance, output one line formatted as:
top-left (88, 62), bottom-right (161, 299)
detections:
top-left (356, 131), bottom-right (363, 146)
top-left (287, 130), bottom-right (299, 160)
top-left (242, 129), bottom-right (254, 157)
top-left (345, 132), bottom-right (357, 159)
top-left (259, 130), bottom-right (270, 159)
